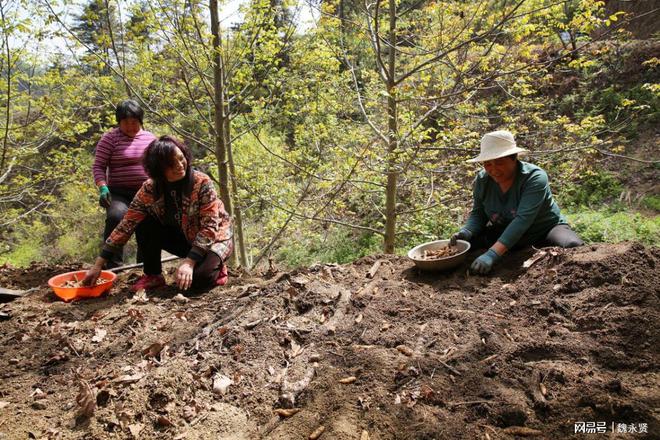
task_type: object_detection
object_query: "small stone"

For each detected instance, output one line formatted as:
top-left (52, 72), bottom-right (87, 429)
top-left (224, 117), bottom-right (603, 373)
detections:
top-left (31, 401), bottom-right (47, 410)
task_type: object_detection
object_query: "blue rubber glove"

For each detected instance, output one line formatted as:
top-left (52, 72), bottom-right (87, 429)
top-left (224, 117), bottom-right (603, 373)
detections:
top-left (99, 185), bottom-right (111, 208)
top-left (470, 249), bottom-right (501, 275)
top-left (449, 228), bottom-right (472, 246)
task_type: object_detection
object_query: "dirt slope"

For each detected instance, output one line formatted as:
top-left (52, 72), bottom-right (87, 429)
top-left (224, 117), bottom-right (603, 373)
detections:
top-left (0, 243), bottom-right (658, 439)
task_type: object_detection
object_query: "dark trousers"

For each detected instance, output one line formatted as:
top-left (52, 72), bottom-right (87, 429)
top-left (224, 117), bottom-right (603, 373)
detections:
top-left (471, 224), bottom-right (584, 250)
top-left (103, 187), bottom-right (144, 267)
top-left (138, 216), bottom-right (223, 288)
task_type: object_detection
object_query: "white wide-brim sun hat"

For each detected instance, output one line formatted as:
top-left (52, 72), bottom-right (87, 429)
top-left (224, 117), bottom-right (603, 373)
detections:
top-left (467, 130), bottom-right (528, 163)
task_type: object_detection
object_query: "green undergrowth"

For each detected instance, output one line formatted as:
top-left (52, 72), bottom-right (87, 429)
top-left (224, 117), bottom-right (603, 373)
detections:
top-left (566, 208), bottom-right (659, 245)
top-left (275, 227), bottom-right (383, 268)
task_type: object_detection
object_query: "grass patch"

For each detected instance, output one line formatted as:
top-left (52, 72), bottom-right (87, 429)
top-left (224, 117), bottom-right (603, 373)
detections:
top-left (566, 209), bottom-right (659, 245)
top-left (275, 227), bottom-right (382, 268)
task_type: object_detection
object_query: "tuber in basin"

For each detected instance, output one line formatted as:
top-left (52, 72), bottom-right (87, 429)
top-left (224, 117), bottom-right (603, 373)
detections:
top-left (407, 239), bottom-right (471, 272)
top-left (48, 270), bottom-right (116, 302)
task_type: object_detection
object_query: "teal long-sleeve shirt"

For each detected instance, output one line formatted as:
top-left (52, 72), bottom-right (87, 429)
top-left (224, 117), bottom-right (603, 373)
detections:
top-left (463, 161), bottom-right (566, 249)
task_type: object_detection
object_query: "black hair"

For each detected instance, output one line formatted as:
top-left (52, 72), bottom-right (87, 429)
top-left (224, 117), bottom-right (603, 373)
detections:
top-left (508, 153), bottom-right (518, 161)
top-left (115, 99), bottom-right (144, 124)
top-left (143, 135), bottom-right (193, 196)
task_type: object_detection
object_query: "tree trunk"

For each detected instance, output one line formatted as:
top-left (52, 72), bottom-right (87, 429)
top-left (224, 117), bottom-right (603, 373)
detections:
top-left (209, 0), bottom-right (235, 265)
top-left (224, 114), bottom-right (248, 267)
top-left (383, 0), bottom-right (398, 254)
top-left (0, 2), bottom-right (10, 171)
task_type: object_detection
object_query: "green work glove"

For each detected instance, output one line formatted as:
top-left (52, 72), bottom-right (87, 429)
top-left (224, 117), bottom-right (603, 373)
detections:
top-left (470, 249), bottom-right (501, 275)
top-left (98, 185), bottom-right (111, 208)
top-left (449, 228), bottom-right (472, 246)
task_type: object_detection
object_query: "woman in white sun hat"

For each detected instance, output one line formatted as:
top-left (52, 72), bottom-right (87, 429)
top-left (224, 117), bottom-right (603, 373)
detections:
top-left (449, 130), bottom-right (583, 275)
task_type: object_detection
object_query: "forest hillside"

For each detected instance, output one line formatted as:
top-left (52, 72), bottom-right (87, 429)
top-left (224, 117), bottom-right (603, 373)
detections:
top-left (0, 0), bottom-right (658, 268)
top-left (0, 2), bottom-right (658, 438)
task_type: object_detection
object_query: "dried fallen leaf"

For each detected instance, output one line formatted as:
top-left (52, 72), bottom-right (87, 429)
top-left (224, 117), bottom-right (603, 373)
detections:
top-left (244, 319), bottom-right (261, 329)
top-left (502, 426), bottom-right (543, 436)
top-left (420, 384), bottom-right (435, 401)
top-left (355, 313), bottom-right (363, 324)
top-left (127, 308), bottom-right (144, 321)
top-left (75, 379), bottom-right (96, 418)
top-left (380, 322), bottom-right (390, 331)
top-left (309, 425), bottom-right (325, 439)
top-left (131, 290), bottom-right (149, 304)
top-left (156, 415), bottom-right (175, 427)
top-left (290, 340), bottom-right (304, 358)
top-left (91, 328), bottom-right (107, 343)
top-left (212, 374), bottom-right (233, 395)
top-left (338, 376), bottom-right (357, 384)
top-left (274, 408), bottom-right (300, 417)
top-left (394, 394), bottom-right (402, 405)
top-left (0, 401), bottom-right (9, 409)
top-left (173, 294), bottom-right (189, 304)
top-left (128, 423), bottom-right (144, 438)
top-left (142, 342), bottom-right (165, 358)
top-left (396, 345), bottom-right (414, 357)
top-left (540, 382), bottom-right (547, 396)
top-left (360, 430), bottom-right (370, 440)
top-left (114, 373), bottom-right (144, 385)
top-left (31, 388), bottom-right (46, 400)
top-left (290, 275), bottom-right (310, 287)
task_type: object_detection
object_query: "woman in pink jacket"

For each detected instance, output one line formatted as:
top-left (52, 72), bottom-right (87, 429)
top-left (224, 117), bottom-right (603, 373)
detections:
top-left (92, 100), bottom-right (157, 268)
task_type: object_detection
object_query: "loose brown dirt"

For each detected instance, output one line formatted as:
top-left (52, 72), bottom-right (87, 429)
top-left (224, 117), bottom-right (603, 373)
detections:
top-left (0, 243), bottom-right (658, 439)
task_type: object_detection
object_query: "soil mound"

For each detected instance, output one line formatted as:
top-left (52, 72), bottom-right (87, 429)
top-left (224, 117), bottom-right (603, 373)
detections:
top-left (0, 243), bottom-right (657, 439)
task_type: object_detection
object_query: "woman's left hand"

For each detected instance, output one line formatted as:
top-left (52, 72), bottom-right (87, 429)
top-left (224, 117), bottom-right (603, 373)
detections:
top-left (176, 258), bottom-right (196, 290)
top-left (470, 249), bottom-right (502, 275)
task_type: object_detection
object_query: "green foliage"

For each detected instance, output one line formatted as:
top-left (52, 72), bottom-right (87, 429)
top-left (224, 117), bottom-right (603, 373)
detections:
top-left (276, 226), bottom-right (381, 268)
top-left (567, 209), bottom-right (659, 245)
top-left (559, 170), bottom-right (623, 208)
top-left (51, 183), bottom-right (105, 262)
top-left (0, 220), bottom-right (47, 267)
top-left (640, 195), bottom-right (660, 213)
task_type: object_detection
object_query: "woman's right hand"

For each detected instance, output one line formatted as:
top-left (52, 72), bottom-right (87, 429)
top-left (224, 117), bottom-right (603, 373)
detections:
top-left (449, 229), bottom-right (472, 246)
top-left (83, 257), bottom-right (106, 286)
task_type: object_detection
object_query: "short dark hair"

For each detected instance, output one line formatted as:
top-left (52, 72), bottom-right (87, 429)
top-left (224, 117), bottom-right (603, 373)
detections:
top-left (115, 99), bottom-right (144, 124)
top-left (507, 153), bottom-right (518, 161)
top-left (143, 135), bottom-right (193, 189)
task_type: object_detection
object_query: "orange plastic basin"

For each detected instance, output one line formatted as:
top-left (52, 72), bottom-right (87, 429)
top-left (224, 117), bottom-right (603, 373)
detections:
top-left (48, 270), bottom-right (117, 302)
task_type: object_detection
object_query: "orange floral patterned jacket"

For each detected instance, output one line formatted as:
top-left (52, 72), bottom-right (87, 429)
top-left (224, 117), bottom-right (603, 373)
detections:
top-left (103, 170), bottom-right (232, 261)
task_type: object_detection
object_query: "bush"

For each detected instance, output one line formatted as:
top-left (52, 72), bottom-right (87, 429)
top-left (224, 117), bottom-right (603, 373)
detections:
top-left (640, 195), bottom-right (660, 213)
top-left (0, 220), bottom-right (48, 267)
top-left (560, 170), bottom-right (623, 209)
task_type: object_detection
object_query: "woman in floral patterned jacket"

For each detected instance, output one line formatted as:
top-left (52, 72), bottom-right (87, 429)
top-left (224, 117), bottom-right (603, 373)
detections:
top-left (84, 136), bottom-right (232, 291)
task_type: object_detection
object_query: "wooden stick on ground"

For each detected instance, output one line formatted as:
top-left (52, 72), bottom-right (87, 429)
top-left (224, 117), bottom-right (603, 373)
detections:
top-left (108, 255), bottom-right (180, 273)
top-left (438, 360), bottom-right (461, 376)
top-left (366, 260), bottom-right (382, 278)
